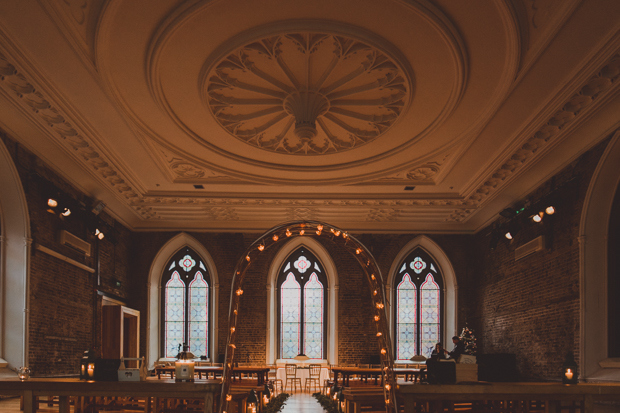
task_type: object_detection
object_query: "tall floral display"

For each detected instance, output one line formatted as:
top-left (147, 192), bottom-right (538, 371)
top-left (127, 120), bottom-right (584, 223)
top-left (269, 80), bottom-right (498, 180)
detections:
top-left (460, 325), bottom-right (477, 355)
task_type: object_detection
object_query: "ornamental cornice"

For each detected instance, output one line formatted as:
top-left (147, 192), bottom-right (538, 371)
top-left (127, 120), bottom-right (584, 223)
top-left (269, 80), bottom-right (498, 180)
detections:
top-left (460, 53), bottom-right (620, 220)
top-left (0, 49), bottom-right (153, 219)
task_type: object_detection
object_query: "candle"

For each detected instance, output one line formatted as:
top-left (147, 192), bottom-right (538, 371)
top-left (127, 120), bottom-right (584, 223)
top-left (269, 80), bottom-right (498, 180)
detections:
top-left (87, 363), bottom-right (95, 378)
top-left (565, 369), bottom-right (573, 380)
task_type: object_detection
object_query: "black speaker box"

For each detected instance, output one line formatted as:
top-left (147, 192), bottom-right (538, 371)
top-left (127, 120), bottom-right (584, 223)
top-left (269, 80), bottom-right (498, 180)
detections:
top-left (426, 359), bottom-right (456, 384)
top-left (477, 353), bottom-right (518, 382)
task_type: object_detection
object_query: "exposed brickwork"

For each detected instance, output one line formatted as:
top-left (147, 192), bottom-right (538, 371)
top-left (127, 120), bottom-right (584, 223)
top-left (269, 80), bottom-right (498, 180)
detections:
top-left (2, 127), bottom-right (613, 381)
top-left (466, 138), bottom-right (610, 380)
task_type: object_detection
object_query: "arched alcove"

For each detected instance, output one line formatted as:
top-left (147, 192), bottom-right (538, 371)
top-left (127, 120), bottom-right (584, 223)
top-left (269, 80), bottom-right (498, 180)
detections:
top-left (147, 232), bottom-right (219, 368)
top-left (266, 237), bottom-right (339, 364)
top-left (386, 235), bottom-right (458, 352)
top-left (0, 138), bottom-right (31, 370)
top-left (580, 131), bottom-right (620, 380)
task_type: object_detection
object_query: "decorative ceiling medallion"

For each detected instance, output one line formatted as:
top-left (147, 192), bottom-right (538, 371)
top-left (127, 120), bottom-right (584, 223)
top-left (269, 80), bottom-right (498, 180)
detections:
top-left (206, 32), bottom-right (411, 155)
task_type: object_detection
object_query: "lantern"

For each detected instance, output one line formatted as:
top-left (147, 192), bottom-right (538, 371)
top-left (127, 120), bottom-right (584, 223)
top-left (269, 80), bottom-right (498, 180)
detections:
top-left (262, 383), bottom-right (271, 406)
top-left (562, 352), bottom-right (578, 384)
top-left (337, 389), bottom-right (345, 412)
top-left (175, 343), bottom-right (196, 382)
top-left (246, 389), bottom-right (258, 413)
top-left (331, 384), bottom-right (339, 400)
top-left (80, 350), bottom-right (96, 380)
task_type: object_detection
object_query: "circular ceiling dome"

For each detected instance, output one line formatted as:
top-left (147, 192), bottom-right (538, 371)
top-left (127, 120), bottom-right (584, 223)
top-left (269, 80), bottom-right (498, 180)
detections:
top-left (205, 32), bottom-right (412, 155)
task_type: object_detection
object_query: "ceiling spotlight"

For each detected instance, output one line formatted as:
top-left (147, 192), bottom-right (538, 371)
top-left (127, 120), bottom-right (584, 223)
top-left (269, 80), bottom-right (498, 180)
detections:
top-left (47, 198), bottom-right (58, 208)
top-left (61, 208), bottom-right (71, 217)
top-left (532, 212), bottom-right (543, 223)
top-left (546, 206), bottom-right (555, 215)
top-left (95, 229), bottom-right (104, 240)
top-left (505, 232), bottom-right (513, 240)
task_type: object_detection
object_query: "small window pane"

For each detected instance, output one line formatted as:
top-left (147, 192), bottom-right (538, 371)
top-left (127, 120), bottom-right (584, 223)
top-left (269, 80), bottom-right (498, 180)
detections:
top-left (165, 271), bottom-right (185, 358)
top-left (189, 272), bottom-right (208, 357)
top-left (304, 273), bottom-right (323, 359)
top-left (421, 274), bottom-right (440, 358)
top-left (281, 273), bottom-right (300, 359)
top-left (397, 273), bottom-right (416, 360)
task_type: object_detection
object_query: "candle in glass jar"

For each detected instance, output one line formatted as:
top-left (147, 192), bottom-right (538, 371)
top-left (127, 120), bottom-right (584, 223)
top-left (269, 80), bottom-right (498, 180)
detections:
top-left (87, 363), bottom-right (95, 378)
top-left (565, 369), bottom-right (573, 380)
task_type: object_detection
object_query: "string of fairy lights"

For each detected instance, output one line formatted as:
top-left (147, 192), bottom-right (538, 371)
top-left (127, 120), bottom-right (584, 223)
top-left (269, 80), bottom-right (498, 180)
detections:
top-left (218, 220), bottom-right (398, 413)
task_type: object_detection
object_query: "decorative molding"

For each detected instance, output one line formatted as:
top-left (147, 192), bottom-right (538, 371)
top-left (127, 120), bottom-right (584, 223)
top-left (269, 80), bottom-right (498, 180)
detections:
top-left (62, 0), bottom-right (88, 25)
top-left (152, 142), bottom-right (233, 182)
top-left (0, 50), bottom-right (154, 219)
top-left (206, 32), bottom-right (411, 155)
top-left (461, 53), bottom-right (620, 217)
top-left (379, 152), bottom-right (452, 183)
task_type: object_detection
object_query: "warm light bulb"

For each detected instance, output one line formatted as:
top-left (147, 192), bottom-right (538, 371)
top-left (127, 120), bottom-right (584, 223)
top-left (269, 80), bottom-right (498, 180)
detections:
top-left (316, 230), bottom-right (321, 235)
top-left (258, 244), bottom-right (264, 251)
top-left (230, 327), bottom-right (235, 332)
top-left (386, 399), bottom-right (390, 404)
top-left (286, 229), bottom-right (292, 237)
top-left (373, 290), bottom-right (377, 295)
top-left (374, 315), bottom-right (380, 321)
top-left (381, 349), bottom-right (386, 354)
top-left (272, 234), bottom-right (279, 241)
top-left (246, 255), bottom-right (251, 261)
top-left (376, 303), bottom-right (384, 309)
top-left (546, 206), bottom-right (555, 215)
top-left (505, 232), bottom-right (513, 240)
top-left (385, 384), bottom-right (391, 391)
top-left (229, 344), bottom-right (236, 348)
top-left (532, 213), bottom-right (543, 223)
top-left (61, 208), bottom-right (71, 217)
top-left (356, 248), bottom-right (362, 254)
top-left (233, 309), bottom-right (237, 315)
top-left (376, 332), bottom-right (382, 337)
top-left (317, 224), bottom-right (323, 231)
top-left (236, 289), bottom-right (243, 296)
top-left (371, 274), bottom-right (376, 280)
top-left (299, 229), bottom-right (305, 235)
top-left (226, 395), bottom-right (232, 401)
top-left (342, 232), bottom-right (348, 238)
top-left (47, 198), bottom-right (58, 208)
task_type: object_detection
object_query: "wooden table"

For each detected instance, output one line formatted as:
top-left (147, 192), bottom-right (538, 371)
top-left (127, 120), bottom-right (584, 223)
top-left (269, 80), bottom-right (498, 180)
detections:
top-left (397, 381), bottom-right (620, 413)
top-left (0, 377), bottom-right (220, 413)
top-left (332, 367), bottom-right (420, 386)
top-left (155, 366), bottom-right (270, 384)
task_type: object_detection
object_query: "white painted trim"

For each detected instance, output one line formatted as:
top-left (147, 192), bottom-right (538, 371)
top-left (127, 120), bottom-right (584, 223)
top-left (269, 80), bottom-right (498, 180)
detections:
top-left (34, 244), bottom-right (95, 273)
top-left (386, 235), bottom-right (458, 355)
top-left (0, 138), bottom-right (31, 369)
top-left (266, 238), bottom-right (339, 365)
top-left (579, 131), bottom-right (620, 381)
top-left (146, 233), bottom-right (219, 369)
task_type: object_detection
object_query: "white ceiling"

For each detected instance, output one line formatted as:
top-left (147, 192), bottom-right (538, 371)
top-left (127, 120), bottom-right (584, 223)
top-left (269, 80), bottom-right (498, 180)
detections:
top-left (0, 0), bottom-right (619, 233)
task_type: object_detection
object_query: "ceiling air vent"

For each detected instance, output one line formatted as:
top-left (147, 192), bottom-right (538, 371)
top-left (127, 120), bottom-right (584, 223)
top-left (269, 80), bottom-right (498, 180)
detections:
top-left (515, 235), bottom-right (544, 261)
top-left (59, 230), bottom-right (91, 257)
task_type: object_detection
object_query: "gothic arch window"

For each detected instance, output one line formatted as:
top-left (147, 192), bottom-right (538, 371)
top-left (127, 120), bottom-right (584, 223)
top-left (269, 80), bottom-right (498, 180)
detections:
top-left (276, 247), bottom-right (327, 359)
top-left (394, 248), bottom-right (443, 360)
top-left (161, 247), bottom-right (210, 358)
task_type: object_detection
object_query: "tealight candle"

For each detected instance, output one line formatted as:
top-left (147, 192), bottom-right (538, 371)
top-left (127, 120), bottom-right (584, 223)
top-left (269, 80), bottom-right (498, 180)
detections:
top-left (565, 369), bottom-right (573, 380)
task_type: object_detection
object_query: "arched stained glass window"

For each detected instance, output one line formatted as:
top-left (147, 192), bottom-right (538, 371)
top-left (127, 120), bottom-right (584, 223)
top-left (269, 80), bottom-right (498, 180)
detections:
top-left (277, 248), bottom-right (327, 359)
top-left (394, 249), bottom-right (443, 360)
top-left (161, 247), bottom-right (210, 358)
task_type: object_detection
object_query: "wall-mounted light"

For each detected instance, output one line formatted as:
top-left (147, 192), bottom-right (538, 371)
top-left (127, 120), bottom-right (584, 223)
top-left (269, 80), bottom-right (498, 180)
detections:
top-left (95, 229), bottom-right (104, 240)
top-left (546, 206), bottom-right (555, 215)
top-left (504, 231), bottom-right (513, 240)
top-left (61, 207), bottom-right (71, 217)
top-left (531, 212), bottom-right (543, 223)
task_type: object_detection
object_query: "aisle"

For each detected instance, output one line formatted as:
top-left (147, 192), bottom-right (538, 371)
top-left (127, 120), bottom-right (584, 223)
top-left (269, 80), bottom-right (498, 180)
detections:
top-left (280, 391), bottom-right (324, 413)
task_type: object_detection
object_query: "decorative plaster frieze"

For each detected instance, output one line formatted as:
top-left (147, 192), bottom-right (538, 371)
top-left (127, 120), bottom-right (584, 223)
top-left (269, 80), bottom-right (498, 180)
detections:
top-left (0, 51), bottom-right (155, 219)
top-left (379, 153), bottom-right (452, 183)
top-left (153, 142), bottom-right (233, 182)
top-left (460, 53), bottom-right (620, 219)
top-left (206, 32), bottom-right (411, 155)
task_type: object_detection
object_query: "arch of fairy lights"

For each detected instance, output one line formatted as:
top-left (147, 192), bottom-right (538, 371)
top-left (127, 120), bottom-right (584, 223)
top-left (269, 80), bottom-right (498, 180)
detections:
top-left (218, 220), bottom-right (397, 413)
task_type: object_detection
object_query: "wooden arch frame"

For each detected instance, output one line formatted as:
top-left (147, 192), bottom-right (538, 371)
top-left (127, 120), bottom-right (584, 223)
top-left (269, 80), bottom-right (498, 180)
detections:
top-left (219, 220), bottom-right (397, 413)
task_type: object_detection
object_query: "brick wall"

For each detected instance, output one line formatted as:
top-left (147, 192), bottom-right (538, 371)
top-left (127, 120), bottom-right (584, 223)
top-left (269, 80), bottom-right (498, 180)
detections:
top-left (466, 138), bottom-right (610, 380)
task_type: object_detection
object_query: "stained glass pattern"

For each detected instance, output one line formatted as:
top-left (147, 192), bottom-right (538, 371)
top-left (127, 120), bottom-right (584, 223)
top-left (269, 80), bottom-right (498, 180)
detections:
top-left (397, 273), bottom-right (416, 360)
top-left (165, 271), bottom-right (185, 358)
top-left (281, 273), bottom-right (301, 359)
top-left (189, 272), bottom-right (208, 357)
top-left (294, 256), bottom-right (311, 273)
top-left (421, 274), bottom-right (440, 358)
top-left (304, 273), bottom-right (323, 359)
top-left (179, 255), bottom-right (196, 272)
top-left (411, 257), bottom-right (426, 274)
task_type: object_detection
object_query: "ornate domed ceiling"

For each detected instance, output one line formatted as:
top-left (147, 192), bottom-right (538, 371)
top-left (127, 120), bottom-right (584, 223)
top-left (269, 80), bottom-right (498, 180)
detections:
top-left (0, 0), bottom-right (618, 232)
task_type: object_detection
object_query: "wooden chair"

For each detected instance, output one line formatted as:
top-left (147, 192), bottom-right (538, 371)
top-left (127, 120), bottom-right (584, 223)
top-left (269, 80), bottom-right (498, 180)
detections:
top-left (305, 363), bottom-right (322, 393)
top-left (268, 364), bottom-right (283, 394)
top-left (284, 364), bottom-right (302, 393)
top-left (322, 364), bottom-right (335, 395)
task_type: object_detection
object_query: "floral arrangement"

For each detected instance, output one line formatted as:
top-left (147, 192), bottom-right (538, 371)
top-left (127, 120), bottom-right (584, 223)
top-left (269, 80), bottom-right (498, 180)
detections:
top-left (313, 392), bottom-right (339, 413)
top-left (460, 325), bottom-right (477, 355)
top-left (264, 393), bottom-right (290, 413)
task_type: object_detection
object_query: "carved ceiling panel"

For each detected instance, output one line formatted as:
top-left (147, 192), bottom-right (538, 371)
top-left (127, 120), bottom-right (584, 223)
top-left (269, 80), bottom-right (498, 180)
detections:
top-left (206, 32), bottom-right (410, 155)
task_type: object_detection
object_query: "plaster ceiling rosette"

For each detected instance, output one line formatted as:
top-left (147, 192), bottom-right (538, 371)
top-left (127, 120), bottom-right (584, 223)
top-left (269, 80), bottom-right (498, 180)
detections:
top-left (204, 32), bottom-right (411, 155)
